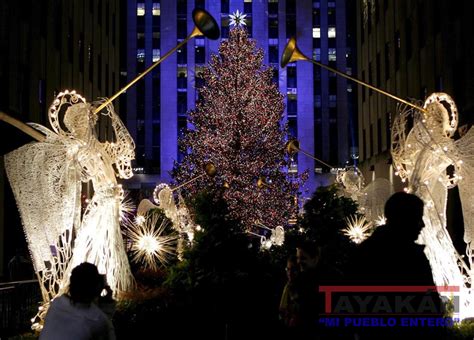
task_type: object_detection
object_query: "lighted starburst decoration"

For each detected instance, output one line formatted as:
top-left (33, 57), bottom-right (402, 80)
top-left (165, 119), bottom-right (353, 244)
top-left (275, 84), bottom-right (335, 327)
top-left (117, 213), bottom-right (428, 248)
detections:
top-left (124, 211), bottom-right (177, 270)
top-left (342, 215), bottom-right (373, 244)
top-left (229, 10), bottom-right (247, 27)
top-left (374, 215), bottom-right (387, 227)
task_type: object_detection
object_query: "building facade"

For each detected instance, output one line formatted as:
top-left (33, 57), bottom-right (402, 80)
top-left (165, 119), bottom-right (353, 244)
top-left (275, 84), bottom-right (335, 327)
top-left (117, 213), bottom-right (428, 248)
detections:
top-left (0, 0), bottom-right (123, 279)
top-left (125, 0), bottom-right (357, 194)
top-left (356, 0), bottom-right (474, 186)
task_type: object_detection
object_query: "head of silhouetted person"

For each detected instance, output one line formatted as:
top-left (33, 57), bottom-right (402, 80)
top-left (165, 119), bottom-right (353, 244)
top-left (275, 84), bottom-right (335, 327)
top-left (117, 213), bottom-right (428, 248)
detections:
top-left (384, 192), bottom-right (425, 241)
top-left (296, 240), bottom-right (321, 273)
top-left (69, 262), bottom-right (104, 304)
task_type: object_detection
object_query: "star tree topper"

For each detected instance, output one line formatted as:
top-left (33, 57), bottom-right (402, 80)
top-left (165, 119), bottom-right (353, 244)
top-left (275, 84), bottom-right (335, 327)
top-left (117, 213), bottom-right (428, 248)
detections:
top-left (229, 10), bottom-right (247, 27)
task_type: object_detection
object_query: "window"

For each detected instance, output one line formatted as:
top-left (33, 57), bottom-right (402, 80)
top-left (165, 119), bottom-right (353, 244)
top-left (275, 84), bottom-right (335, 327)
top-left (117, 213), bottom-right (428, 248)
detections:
top-left (221, 0), bottom-right (229, 13)
top-left (177, 45), bottom-right (187, 64)
top-left (153, 31), bottom-right (160, 48)
top-left (195, 46), bottom-right (205, 64)
top-left (405, 19), bottom-right (412, 60)
top-left (328, 26), bottom-right (336, 38)
top-left (137, 49), bottom-right (145, 63)
top-left (178, 19), bottom-right (187, 39)
top-left (177, 92), bottom-right (187, 114)
top-left (376, 52), bottom-right (381, 86)
top-left (328, 48), bottom-right (336, 61)
top-left (313, 48), bottom-right (321, 61)
top-left (153, 49), bottom-right (160, 62)
top-left (269, 19), bottom-right (278, 38)
top-left (221, 18), bottom-right (229, 38)
top-left (314, 95), bottom-right (321, 108)
top-left (313, 8), bottom-right (320, 26)
top-left (152, 3), bottom-right (160, 16)
top-left (328, 8), bottom-right (335, 25)
top-left (137, 3), bottom-right (145, 16)
top-left (287, 94), bottom-right (297, 116)
top-left (312, 27), bottom-right (321, 38)
top-left (177, 0), bottom-right (186, 16)
top-left (244, 0), bottom-right (252, 13)
top-left (137, 32), bottom-right (145, 48)
top-left (268, 0), bottom-right (278, 15)
top-left (269, 46), bottom-right (278, 64)
top-left (384, 42), bottom-right (390, 80)
top-left (329, 95), bottom-right (337, 108)
top-left (177, 67), bottom-right (187, 89)
top-left (395, 31), bottom-right (400, 70)
top-left (269, 38), bottom-right (278, 46)
top-left (195, 0), bottom-right (205, 9)
top-left (287, 66), bottom-right (296, 88)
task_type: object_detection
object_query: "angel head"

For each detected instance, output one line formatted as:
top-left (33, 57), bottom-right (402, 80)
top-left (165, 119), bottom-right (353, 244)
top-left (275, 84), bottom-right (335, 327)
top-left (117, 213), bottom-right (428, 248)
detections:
top-left (422, 93), bottom-right (458, 138)
top-left (48, 90), bottom-right (96, 140)
top-left (63, 103), bottom-right (95, 139)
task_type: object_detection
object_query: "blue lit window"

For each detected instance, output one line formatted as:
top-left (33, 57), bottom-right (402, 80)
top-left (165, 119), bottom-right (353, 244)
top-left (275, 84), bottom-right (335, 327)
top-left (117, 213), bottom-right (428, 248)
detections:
top-left (137, 3), bottom-right (145, 16)
top-left (153, 49), bottom-right (160, 62)
top-left (313, 48), bottom-right (321, 61)
top-left (137, 49), bottom-right (145, 62)
top-left (152, 3), bottom-right (160, 16)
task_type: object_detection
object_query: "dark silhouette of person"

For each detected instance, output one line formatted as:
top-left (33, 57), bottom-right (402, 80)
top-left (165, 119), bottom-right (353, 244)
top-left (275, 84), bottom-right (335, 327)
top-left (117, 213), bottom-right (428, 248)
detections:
top-left (279, 255), bottom-right (299, 328)
top-left (40, 262), bottom-right (116, 340)
top-left (349, 192), bottom-right (445, 339)
top-left (289, 241), bottom-right (346, 339)
top-left (8, 248), bottom-right (34, 281)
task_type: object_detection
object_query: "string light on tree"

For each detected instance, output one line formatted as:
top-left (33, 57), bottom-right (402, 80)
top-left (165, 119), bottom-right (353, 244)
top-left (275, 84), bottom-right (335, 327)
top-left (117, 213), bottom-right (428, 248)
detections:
top-left (175, 26), bottom-right (306, 230)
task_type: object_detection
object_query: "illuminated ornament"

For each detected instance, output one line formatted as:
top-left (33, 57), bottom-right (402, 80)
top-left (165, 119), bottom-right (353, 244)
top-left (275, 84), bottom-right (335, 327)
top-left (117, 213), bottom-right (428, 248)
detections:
top-left (229, 10), bottom-right (247, 27)
top-left (124, 211), bottom-right (177, 270)
top-left (342, 215), bottom-right (373, 244)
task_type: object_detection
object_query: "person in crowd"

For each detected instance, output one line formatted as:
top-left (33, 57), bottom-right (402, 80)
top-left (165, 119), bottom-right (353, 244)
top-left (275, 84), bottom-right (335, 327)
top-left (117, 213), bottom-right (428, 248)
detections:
top-left (279, 255), bottom-right (299, 328)
top-left (350, 192), bottom-right (445, 339)
top-left (40, 262), bottom-right (116, 340)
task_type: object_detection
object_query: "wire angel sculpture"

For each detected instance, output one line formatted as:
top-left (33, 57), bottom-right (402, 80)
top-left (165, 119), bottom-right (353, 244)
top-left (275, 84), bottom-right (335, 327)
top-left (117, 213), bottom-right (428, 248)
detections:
top-left (4, 91), bottom-right (135, 314)
top-left (391, 92), bottom-right (474, 317)
top-left (336, 166), bottom-right (392, 225)
top-left (137, 183), bottom-right (198, 260)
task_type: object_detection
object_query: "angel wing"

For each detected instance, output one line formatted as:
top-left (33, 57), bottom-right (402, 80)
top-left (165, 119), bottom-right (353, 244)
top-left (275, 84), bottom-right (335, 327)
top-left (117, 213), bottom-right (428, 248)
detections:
top-left (455, 126), bottom-right (474, 247)
top-left (4, 137), bottom-right (81, 273)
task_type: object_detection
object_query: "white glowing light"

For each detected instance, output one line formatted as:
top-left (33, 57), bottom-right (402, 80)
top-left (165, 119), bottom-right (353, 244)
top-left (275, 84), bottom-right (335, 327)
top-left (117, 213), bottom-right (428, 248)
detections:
top-left (4, 90), bottom-right (136, 328)
top-left (391, 92), bottom-right (474, 319)
top-left (343, 215), bottom-right (373, 244)
top-left (374, 215), bottom-right (386, 227)
top-left (125, 211), bottom-right (177, 270)
top-left (229, 10), bottom-right (247, 27)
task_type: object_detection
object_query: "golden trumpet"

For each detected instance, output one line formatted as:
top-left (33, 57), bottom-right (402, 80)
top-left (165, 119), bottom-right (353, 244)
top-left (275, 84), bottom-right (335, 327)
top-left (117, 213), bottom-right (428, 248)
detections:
top-left (172, 162), bottom-right (217, 191)
top-left (95, 8), bottom-right (220, 113)
top-left (281, 37), bottom-right (426, 113)
top-left (284, 139), bottom-right (334, 169)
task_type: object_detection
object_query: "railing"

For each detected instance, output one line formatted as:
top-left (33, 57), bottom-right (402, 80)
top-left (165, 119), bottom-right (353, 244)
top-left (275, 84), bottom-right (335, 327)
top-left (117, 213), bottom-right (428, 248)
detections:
top-left (0, 280), bottom-right (41, 337)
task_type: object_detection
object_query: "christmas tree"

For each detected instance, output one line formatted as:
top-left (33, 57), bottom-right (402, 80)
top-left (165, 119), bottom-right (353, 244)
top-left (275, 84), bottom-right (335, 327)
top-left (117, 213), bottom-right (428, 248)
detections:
top-left (175, 26), bottom-right (306, 230)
